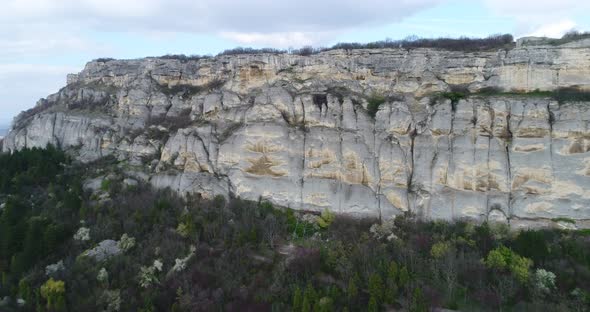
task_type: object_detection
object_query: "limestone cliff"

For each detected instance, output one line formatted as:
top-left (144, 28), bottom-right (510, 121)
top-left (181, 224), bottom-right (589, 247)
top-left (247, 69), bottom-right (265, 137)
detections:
top-left (5, 38), bottom-right (590, 228)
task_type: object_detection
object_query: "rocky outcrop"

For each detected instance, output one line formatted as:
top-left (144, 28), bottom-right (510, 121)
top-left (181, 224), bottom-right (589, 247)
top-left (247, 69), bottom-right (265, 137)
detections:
top-left (5, 39), bottom-right (590, 227)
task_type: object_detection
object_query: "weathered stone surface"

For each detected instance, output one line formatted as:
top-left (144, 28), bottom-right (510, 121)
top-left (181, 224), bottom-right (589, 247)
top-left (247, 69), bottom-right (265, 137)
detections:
top-left (4, 39), bottom-right (590, 227)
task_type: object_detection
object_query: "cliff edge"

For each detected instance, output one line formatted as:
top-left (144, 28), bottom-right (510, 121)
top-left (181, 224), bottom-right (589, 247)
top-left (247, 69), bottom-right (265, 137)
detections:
top-left (5, 38), bottom-right (590, 228)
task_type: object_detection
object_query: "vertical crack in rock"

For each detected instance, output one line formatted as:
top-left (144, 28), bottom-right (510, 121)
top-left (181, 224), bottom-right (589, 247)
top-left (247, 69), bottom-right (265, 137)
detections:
top-left (197, 133), bottom-right (214, 173)
top-left (485, 101), bottom-right (493, 218)
top-left (547, 101), bottom-right (555, 182)
top-left (505, 102), bottom-right (513, 218)
top-left (472, 102), bottom-right (477, 194)
top-left (409, 130), bottom-right (417, 216)
top-left (146, 92), bottom-right (154, 119)
top-left (447, 100), bottom-right (456, 218)
top-left (338, 125), bottom-right (344, 214)
top-left (51, 113), bottom-right (59, 149)
top-left (373, 114), bottom-right (381, 220)
top-left (299, 98), bottom-right (306, 208)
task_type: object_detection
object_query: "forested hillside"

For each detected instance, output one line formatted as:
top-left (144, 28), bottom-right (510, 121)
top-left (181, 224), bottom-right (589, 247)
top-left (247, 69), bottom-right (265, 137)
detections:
top-left (0, 146), bottom-right (589, 311)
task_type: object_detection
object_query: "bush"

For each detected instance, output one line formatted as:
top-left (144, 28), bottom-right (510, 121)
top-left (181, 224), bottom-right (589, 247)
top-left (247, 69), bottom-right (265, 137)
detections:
top-left (485, 246), bottom-right (533, 283)
top-left (430, 241), bottom-right (451, 259)
top-left (118, 233), bottom-right (136, 252)
top-left (155, 54), bottom-right (210, 62)
top-left (331, 34), bottom-right (514, 52)
top-left (442, 92), bottom-right (466, 105)
top-left (40, 278), bottom-right (66, 311)
top-left (94, 58), bottom-right (115, 63)
top-left (218, 47), bottom-right (286, 56)
top-left (368, 273), bottom-right (384, 304)
top-left (448, 87), bottom-right (590, 104)
top-left (511, 230), bottom-right (550, 264)
top-left (367, 93), bottom-right (386, 118)
top-left (101, 179), bottom-right (112, 191)
top-left (553, 87), bottom-right (590, 103)
top-left (532, 269), bottom-right (556, 295)
top-left (316, 209), bottom-right (335, 229)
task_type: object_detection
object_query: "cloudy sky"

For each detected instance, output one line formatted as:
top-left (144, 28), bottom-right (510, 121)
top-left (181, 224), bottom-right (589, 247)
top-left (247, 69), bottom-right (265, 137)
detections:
top-left (1, 0), bottom-right (589, 127)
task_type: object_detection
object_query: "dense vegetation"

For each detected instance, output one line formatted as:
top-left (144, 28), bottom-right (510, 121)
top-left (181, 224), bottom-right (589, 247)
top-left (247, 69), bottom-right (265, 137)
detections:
top-left (220, 34), bottom-right (514, 56)
top-left (435, 87), bottom-right (590, 106)
top-left (128, 34), bottom-right (518, 62)
top-left (0, 146), bottom-right (82, 311)
top-left (329, 34), bottom-right (514, 52)
top-left (0, 147), bottom-right (589, 311)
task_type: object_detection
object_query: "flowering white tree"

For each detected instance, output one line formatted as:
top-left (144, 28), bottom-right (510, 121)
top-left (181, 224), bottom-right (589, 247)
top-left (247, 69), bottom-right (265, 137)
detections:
top-left (153, 259), bottom-right (163, 272)
top-left (171, 246), bottom-right (196, 273)
top-left (97, 268), bottom-right (109, 285)
top-left (100, 289), bottom-right (121, 312)
top-left (117, 234), bottom-right (136, 252)
top-left (74, 227), bottom-right (90, 241)
top-left (138, 259), bottom-right (164, 288)
top-left (533, 268), bottom-right (556, 295)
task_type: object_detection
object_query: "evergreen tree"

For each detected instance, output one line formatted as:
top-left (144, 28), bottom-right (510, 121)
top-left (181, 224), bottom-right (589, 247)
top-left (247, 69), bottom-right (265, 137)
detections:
top-left (410, 287), bottom-right (427, 312)
top-left (368, 273), bottom-right (384, 304)
top-left (385, 280), bottom-right (398, 304)
top-left (292, 286), bottom-right (302, 312)
top-left (302, 283), bottom-right (317, 312)
top-left (398, 266), bottom-right (410, 291)
top-left (367, 296), bottom-right (379, 312)
top-left (301, 295), bottom-right (311, 312)
top-left (347, 277), bottom-right (358, 305)
top-left (388, 260), bottom-right (399, 281)
top-left (385, 260), bottom-right (399, 304)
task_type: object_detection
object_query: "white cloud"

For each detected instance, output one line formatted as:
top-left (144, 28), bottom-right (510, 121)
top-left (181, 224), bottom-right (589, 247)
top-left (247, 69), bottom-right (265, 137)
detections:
top-left (0, 64), bottom-right (78, 77)
top-left (483, 0), bottom-right (589, 36)
top-left (1, 0), bottom-right (443, 48)
top-left (527, 20), bottom-right (577, 38)
top-left (0, 64), bottom-right (77, 125)
top-left (220, 31), bottom-right (336, 48)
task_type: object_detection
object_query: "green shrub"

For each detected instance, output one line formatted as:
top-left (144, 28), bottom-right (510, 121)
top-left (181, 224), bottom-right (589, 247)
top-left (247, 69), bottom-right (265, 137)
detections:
top-left (512, 230), bottom-right (550, 263)
top-left (286, 209), bottom-right (317, 238)
top-left (368, 273), bottom-right (384, 304)
top-left (347, 277), bottom-right (359, 305)
top-left (101, 179), bottom-right (112, 191)
top-left (410, 287), bottom-right (428, 312)
top-left (448, 87), bottom-right (590, 104)
top-left (485, 246), bottom-right (533, 283)
top-left (367, 296), bottom-right (378, 312)
top-left (40, 278), bottom-right (66, 312)
top-left (316, 208), bottom-right (335, 229)
top-left (442, 92), bottom-right (466, 103)
top-left (292, 286), bottom-right (303, 311)
top-left (554, 88), bottom-right (590, 102)
top-left (367, 94), bottom-right (386, 118)
top-left (430, 241), bottom-right (451, 259)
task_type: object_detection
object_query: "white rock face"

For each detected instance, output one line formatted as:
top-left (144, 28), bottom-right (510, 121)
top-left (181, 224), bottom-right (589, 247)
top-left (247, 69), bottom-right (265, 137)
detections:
top-left (4, 40), bottom-right (590, 227)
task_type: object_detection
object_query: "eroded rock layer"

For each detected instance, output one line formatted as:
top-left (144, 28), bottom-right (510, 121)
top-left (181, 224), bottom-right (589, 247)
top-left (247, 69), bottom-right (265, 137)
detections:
top-left (4, 40), bottom-right (590, 227)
